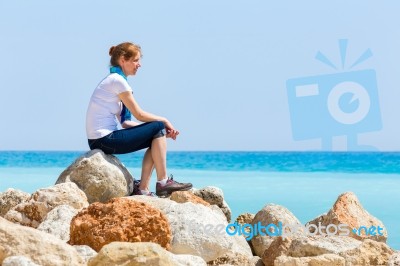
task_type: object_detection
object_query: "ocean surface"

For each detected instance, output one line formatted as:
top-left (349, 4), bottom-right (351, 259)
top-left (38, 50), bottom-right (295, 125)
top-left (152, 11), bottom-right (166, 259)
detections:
top-left (1, 151), bottom-right (399, 250)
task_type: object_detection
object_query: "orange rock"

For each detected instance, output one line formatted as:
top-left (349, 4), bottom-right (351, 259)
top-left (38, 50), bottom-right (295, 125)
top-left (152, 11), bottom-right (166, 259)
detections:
top-left (170, 191), bottom-right (210, 206)
top-left (69, 198), bottom-right (171, 252)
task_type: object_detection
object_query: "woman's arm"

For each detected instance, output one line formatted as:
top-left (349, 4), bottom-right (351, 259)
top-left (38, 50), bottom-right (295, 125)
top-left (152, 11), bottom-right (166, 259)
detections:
top-left (118, 91), bottom-right (167, 123)
top-left (118, 91), bottom-right (180, 139)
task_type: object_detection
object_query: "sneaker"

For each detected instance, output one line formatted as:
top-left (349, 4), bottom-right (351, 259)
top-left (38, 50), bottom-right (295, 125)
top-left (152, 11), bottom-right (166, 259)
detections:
top-left (156, 175), bottom-right (193, 197)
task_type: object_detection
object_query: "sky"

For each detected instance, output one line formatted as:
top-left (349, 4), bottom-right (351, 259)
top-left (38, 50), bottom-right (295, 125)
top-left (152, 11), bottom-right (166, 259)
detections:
top-left (0, 1), bottom-right (399, 151)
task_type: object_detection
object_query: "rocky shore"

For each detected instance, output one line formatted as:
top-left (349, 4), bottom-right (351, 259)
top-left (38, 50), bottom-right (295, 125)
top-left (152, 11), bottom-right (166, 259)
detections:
top-left (0, 149), bottom-right (399, 266)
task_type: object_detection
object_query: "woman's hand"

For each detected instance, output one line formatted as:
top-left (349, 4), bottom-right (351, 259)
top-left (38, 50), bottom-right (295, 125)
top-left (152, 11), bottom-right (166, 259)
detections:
top-left (164, 120), bottom-right (179, 140)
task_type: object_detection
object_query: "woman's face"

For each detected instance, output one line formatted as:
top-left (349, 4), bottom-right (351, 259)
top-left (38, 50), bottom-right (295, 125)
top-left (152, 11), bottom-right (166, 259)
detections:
top-left (120, 53), bottom-right (141, 76)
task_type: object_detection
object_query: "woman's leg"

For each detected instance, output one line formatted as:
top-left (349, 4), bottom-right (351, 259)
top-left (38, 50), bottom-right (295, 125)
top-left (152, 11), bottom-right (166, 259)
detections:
top-left (151, 136), bottom-right (168, 181)
top-left (139, 148), bottom-right (154, 190)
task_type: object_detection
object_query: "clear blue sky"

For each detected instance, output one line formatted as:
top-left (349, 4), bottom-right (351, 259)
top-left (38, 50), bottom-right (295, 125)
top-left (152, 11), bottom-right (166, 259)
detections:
top-left (1, 1), bottom-right (399, 151)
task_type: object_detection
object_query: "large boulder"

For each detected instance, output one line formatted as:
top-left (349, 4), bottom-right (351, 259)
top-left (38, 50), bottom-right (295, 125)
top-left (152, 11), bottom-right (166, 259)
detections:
top-left (69, 197), bottom-right (171, 252)
top-left (251, 204), bottom-right (303, 257)
top-left (4, 183), bottom-right (88, 228)
top-left (56, 149), bottom-right (134, 203)
top-left (88, 242), bottom-right (206, 266)
top-left (129, 196), bottom-right (252, 262)
top-left (307, 191), bottom-right (387, 242)
top-left (37, 204), bottom-right (79, 242)
top-left (0, 217), bottom-right (85, 266)
top-left (0, 188), bottom-right (30, 217)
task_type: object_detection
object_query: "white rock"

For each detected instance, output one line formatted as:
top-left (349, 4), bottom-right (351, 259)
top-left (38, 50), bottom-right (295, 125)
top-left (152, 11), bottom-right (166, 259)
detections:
top-left (2, 256), bottom-right (40, 266)
top-left (56, 149), bottom-right (134, 203)
top-left (37, 204), bottom-right (78, 241)
top-left (129, 196), bottom-right (252, 262)
top-left (73, 245), bottom-right (98, 264)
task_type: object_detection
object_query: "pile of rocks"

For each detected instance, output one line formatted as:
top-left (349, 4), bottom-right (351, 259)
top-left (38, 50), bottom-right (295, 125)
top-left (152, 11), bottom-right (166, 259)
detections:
top-left (0, 149), bottom-right (398, 266)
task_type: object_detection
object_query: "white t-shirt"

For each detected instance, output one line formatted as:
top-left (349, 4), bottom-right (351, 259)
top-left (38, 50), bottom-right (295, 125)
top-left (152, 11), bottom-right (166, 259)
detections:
top-left (86, 73), bottom-right (132, 139)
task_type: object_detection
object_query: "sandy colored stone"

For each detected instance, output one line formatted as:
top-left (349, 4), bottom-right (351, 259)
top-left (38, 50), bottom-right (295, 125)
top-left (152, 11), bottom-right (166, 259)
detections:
top-left (170, 191), bottom-right (210, 206)
top-left (207, 252), bottom-right (255, 266)
top-left (56, 149), bottom-right (134, 203)
top-left (261, 237), bottom-right (292, 266)
top-left (88, 242), bottom-right (175, 266)
top-left (235, 212), bottom-right (255, 225)
top-left (0, 217), bottom-right (85, 266)
top-left (307, 191), bottom-right (387, 242)
top-left (69, 197), bottom-right (171, 252)
top-left (274, 254), bottom-right (345, 266)
top-left (251, 203), bottom-right (303, 257)
top-left (4, 182), bottom-right (88, 228)
top-left (0, 188), bottom-right (30, 217)
top-left (340, 239), bottom-right (393, 265)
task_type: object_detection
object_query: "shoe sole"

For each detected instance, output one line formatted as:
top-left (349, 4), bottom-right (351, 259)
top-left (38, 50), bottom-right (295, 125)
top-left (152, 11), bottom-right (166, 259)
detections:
top-left (156, 184), bottom-right (193, 197)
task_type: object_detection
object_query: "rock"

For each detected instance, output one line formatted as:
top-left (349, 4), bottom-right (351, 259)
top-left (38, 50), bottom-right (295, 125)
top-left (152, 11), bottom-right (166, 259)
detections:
top-left (236, 213), bottom-right (255, 225)
top-left (0, 217), bottom-right (85, 266)
top-left (340, 239), bottom-right (393, 265)
top-left (0, 189), bottom-right (30, 217)
top-left (37, 204), bottom-right (79, 242)
top-left (2, 256), bottom-right (40, 266)
top-left (4, 182), bottom-right (88, 228)
top-left (170, 191), bottom-right (210, 206)
top-left (251, 204), bottom-right (303, 257)
top-left (193, 186), bottom-right (232, 222)
top-left (56, 149), bottom-right (134, 203)
top-left (207, 252), bottom-right (255, 266)
top-left (261, 237), bottom-right (292, 266)
top-left (129, 196), bottom-right (252, 262)
top-left (69, 197), bottom-right (171, 252)
top-left (267, 236), bottom-right (393, 266)
top-left (73, 245), bottom-right (97, 264)
top-left (171, 254), bottom-right (207, 266)
top-left (288, 236), bottom-right (361, 257)
top-left (307, 191), bottom-right (387, 242)
top-left (88, 242), bottom-right (195, 266)
top-left (388, 251), bottom-right (400, 266)
top-left (274, 254), bottom-right (345, 266)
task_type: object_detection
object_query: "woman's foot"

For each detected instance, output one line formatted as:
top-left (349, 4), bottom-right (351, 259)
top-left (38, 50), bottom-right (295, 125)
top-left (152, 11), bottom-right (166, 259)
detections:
top-left (131, 187), bottom-right (158, 197)
top-left (156, 175), bottom-right (193, 197)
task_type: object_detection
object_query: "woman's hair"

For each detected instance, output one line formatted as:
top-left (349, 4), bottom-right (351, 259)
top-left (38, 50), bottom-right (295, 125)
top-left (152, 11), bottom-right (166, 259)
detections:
top-left (109, 42), bottom-right (142, 66)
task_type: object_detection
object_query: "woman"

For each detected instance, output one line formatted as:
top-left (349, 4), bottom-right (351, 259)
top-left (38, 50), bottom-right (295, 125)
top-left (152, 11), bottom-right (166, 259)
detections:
top-left (86, 42), bottom-right (192, 197)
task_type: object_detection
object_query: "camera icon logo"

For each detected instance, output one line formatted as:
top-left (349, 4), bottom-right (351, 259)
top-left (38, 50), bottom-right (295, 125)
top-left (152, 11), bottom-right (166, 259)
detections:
top-left (286, 40), bottom-right (382, 151)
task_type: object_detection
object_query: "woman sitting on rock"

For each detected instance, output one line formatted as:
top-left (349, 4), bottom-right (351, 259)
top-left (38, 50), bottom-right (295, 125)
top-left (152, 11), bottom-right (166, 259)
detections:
top-left (86, 42), bottom-right (192, 197)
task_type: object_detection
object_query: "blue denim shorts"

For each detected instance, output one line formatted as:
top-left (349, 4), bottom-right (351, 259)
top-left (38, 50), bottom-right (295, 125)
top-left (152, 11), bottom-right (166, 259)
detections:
top-left (88, 121), bottom-right (165, 154)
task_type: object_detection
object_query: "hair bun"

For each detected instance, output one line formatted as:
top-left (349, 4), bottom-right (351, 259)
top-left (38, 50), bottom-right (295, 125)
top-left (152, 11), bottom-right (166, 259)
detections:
top-left (109, 46), bottom-right (116, 56)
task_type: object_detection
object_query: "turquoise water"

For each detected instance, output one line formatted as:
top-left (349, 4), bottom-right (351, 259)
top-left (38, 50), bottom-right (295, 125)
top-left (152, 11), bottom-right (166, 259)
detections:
top-left (1, 151), bottom-right (399, 250)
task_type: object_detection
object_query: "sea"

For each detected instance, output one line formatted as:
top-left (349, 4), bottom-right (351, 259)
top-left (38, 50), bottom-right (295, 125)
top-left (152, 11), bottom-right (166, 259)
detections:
top-left (0, 151), bottom-right (399, 250)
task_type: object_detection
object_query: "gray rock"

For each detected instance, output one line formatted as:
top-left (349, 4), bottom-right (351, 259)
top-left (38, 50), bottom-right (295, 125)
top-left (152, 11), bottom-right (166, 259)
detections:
top-left (73, 245), bottom-right (97, 264)
top-left (388, 251), bottom-right (400, 266)
top-left (56, 149), bottom-right (134, 203)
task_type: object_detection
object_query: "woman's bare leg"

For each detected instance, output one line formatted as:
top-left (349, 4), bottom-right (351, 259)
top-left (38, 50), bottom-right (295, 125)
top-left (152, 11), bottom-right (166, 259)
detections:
top-left (139, 148), bottom-right (154, 191)
top-left (151, 136), bottom-right (168, 181)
